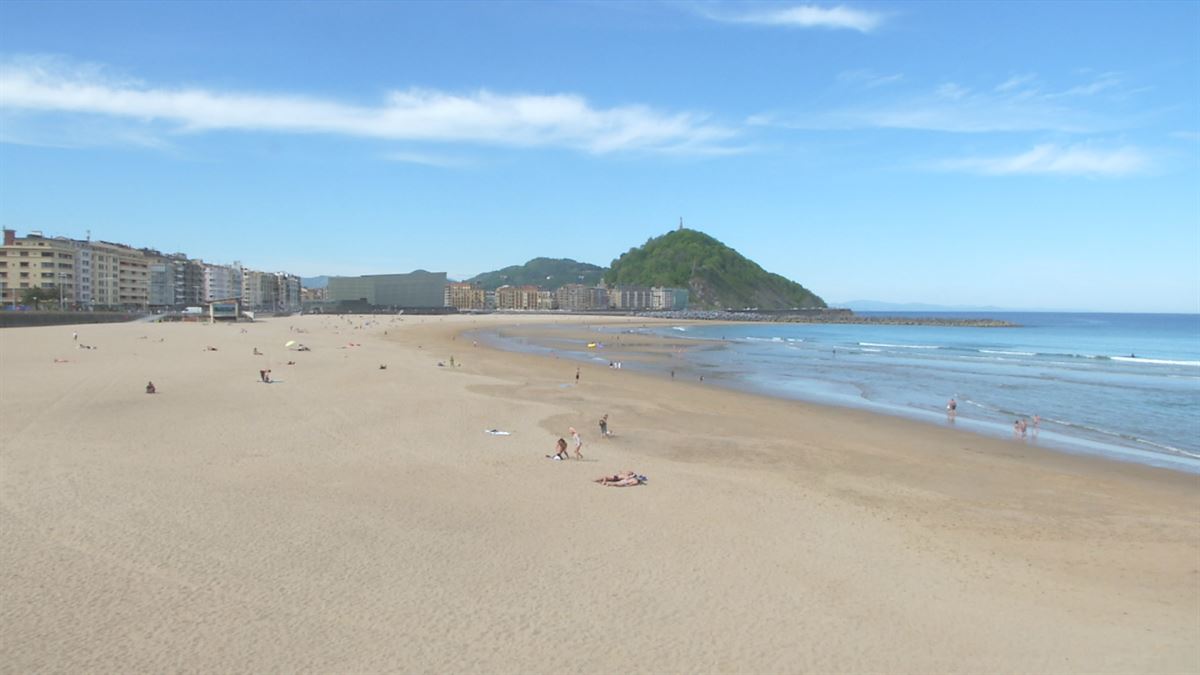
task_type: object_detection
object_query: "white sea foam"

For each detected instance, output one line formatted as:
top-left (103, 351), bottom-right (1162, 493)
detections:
top-left (1110, 356), bottom-right (1200, 367)
top-left (859, 342), bottom-right (940, 349)
top-left (979, 349), bottom-right (1036, 356)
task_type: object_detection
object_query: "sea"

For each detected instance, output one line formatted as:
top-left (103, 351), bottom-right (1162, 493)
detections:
top-left (484, 312), bottom-right (1200, 473)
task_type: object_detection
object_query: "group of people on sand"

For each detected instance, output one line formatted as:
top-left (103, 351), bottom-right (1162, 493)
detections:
top-left (547, 414), bottom-right (615, 461)
top-left (547, 426), bottom-right (586, 461)
top-left (543, 416), bottom-right (643, 485)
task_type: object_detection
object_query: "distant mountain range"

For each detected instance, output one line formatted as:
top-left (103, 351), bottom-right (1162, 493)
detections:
top-left (465, 257), bottom-right (605, 291)
top-left (301, 228), bottom-right (827, 311)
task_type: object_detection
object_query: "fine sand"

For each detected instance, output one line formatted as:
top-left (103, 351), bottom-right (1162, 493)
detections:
top-left (1, 314), bottom-right (1197, 673)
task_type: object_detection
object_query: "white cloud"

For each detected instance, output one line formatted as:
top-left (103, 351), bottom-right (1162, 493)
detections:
top-left (756, 76), bottom-right (1125, 134)
top-left (698, 4), bottom-right (884, 32)
top-left (0, 56), bottom-right (736, 155)
top-left (937, 144), bottom-right (1150, 176)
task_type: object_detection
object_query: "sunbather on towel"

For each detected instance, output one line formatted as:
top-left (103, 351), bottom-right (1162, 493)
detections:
top-left (594, 471), bottom-right (645, 487)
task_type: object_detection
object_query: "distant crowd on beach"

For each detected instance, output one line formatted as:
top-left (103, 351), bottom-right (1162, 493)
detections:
top-left (946, 397), bottom-right (1040, 441)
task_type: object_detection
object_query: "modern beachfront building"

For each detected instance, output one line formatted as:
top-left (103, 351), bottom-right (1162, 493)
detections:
top-left (327, 271), bottom-right (448, 309)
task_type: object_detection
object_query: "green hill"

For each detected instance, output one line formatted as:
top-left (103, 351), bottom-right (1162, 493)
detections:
top-left (604, 229), bottom-right (825, 310)
top-left (467, 257), bottom-right (606, 291)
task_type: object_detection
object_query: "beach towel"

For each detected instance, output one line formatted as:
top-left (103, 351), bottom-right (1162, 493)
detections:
top-left (484, 429), bottom-right (511, 436)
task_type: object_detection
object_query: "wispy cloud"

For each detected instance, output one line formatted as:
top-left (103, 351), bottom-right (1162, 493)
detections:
top-left (696, 3), bottom-right (884, 33)
top-left (837, 69), bottom-right (903, 88)
top-left (0, 56), bottom-right (737, 155)
top-left (382, 151), bottom-right (476, 168)
top-left (753, 73), bottom-right (1138, 134)
top-left (936, 143), bottom-right (1150, 177)
top-left (995, 73), bottom-right (1037, 92)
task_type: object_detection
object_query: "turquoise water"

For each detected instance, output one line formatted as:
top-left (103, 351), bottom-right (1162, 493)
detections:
top-left (486, 312), bottom-right (1200, 473)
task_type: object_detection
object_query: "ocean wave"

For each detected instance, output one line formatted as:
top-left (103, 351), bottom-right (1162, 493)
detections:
top-left (979, 349), bottom-right (1036, 356)
top-left (859, 342), bottom-right (941, 349)
top-left (671, 326), bottom-right (688, 332)
top-left (1110, 356), bottom-right (1200, 367)
top-left (746, 336), bottom-right (785, 343)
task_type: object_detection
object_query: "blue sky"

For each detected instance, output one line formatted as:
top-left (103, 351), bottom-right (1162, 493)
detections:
top-left (0, 1), bottom-right (1197, 312)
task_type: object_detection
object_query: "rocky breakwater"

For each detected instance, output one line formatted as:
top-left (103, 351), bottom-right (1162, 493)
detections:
top-left (638, 308), bottom-right (1017, 328)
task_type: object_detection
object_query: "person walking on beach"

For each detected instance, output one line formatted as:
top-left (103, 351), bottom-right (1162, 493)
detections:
top-left (947, 398), bottom-right (957, 419)
top-left (599, 414), bottom-right (610, 438)
top-left (72, 331), bottom-right (78, 342)
top-left (575, 367), bottom-right (580, 384)
top-left (569, 427), bottom-right (583, 460)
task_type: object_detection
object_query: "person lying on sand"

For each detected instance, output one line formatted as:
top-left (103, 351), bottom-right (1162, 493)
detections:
top-left (593, 471), bottom-right (646, 487)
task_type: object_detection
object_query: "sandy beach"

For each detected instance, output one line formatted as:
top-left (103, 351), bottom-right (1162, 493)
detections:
top-left (2, 314), bottom-right (1197, 673)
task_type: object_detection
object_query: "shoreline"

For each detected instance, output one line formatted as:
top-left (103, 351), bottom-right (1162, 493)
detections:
top-left (469, 318), bottom-right (1200, 474)
top-left (3, 314), bottom-right (1197, 673)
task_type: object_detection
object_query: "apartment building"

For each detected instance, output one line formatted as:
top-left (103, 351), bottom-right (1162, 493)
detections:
top-left (608, 286), bottom-right (688, 311)
top-left (203, 263), bottom-right (242, 302)
top-left (0, 229), bottom-right (77, 306)
top-left (444, 282), bottom-right (487, 310)
top-left (555, 284), bottom-right (610, 311)
top-left (609, 286), bottom-right (653, 310)
top-left (495, 284), bottom-right (541, 310)
top-left (651, 287), bottom-right (689, 310)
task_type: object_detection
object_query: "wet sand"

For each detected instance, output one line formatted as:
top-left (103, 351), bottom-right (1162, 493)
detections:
top-left (1, 314), bottom-right (1197, 673)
